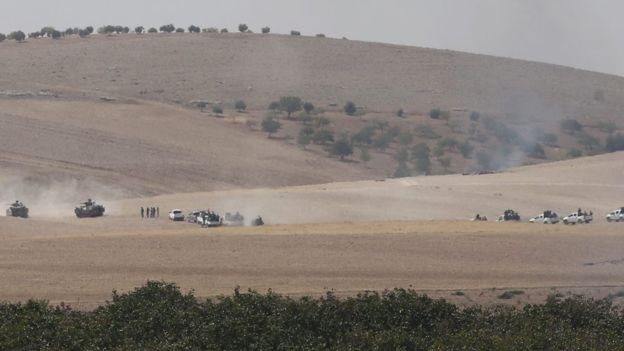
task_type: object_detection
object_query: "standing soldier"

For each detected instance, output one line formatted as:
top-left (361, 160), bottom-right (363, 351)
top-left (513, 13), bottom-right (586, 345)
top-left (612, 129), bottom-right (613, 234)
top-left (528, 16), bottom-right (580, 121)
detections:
top-left (141, 207), bottom-right (144, 219)
top-left (156, 207), bottom-right (159, 218)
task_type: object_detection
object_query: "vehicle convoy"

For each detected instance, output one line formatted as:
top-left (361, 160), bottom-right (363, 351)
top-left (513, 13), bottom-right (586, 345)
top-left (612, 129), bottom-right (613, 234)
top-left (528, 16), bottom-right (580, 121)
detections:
top-left (496, 209), bottom-right (520, 222)
top-left (169, 209), bottom-right (185, 221)
top-left (529, 210), bottom-right (559, 224)
top-left (185, 210), bottom-right (202, 223)
top-left (74, 199), bottom-right (105, 218)
top-left (6, 200), bottom-right (29, 218)
top-left (224, 212), bottom-right (245, 226)
top-left (197, 211), bottom-right (222, 227)
top-left (563, 209), bottom-right (593, 224)
top-left (606, 207), bottom-right (624, 222)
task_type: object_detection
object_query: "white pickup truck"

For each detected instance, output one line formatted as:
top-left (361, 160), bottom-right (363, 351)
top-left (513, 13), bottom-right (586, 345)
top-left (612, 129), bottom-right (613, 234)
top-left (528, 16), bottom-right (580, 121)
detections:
top-left (606, 208), bottom-right (624, 222)
top-left (563, 211), bottom-right (593, 225)
top-left (529, 210), bottom-right (559, 224)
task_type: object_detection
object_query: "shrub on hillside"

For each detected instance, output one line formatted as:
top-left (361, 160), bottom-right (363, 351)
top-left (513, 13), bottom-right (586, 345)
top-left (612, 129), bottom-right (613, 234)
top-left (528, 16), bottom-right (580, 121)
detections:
top-left (261, 26), bottom-right (270, 34)
top-left (330, 136), bottom-right (353, 160)
top-left (159, 24), bottom-right (175, 33)
top-left (235, 100), bottom-right (247, 112)
top-left (188, 25), bottom-right (200, 33)
top-left (411, 143), bottom-right (431, 174)
top-left (344, 101), bottom-right (357, 116)
top-left (314, 116), bottom-right (330, 129)
top-left (414, 124), bottom-right (440, 139)
top-left (606, 133), bottom-right (624, 152)
top-left (279, 96), bottom-right (302, 119)
top-left (359, 147), bottom-right (372, 164)
top-left (576, 132), bottom-right (601, 151)
top-left (560, 118), bottom-right (583, 134)
top-left (312, 129), bottom-right (334, 144)
top-left (459, 140), bottom-right (474, 158)
top-left (10, 31), bottom-right (26, 42)
top-left (303, 102), bottom-right (314, 114)
top-left (220, 28), bottom-right (229, 33)
top-left (261, 115), bottom-right (281, 137)
top-left (148, 27), bottom-right (158, 33)
top-left (212, 105), bottom-right (223, 114)
top-left (398, 131), bottom-right (414, 146)
top-left (523, 142), bottom-right (546, 159)
top-left (393, 161), bottom-right (411, 178)
top-left (175, 28), bottom-right (185, 33)
top-left (238, 24), bottom-right (248, 33)
top-left (134, 26), bottom-right (144, 34)
top-left (429, 108), bottom-right (441, 119)
top-left (373, 132), bottom-right (393, 152)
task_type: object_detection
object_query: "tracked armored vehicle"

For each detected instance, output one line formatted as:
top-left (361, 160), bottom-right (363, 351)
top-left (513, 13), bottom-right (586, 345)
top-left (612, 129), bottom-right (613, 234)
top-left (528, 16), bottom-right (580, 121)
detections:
top-left (6, 201), bottom-right (29, 218)
top-left (75, 199), bottom-right (105, 218)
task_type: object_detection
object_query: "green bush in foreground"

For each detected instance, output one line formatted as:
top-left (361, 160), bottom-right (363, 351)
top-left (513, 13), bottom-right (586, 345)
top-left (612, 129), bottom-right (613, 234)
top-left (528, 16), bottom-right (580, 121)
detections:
top-left (1, 281), bottom-right (624, 350)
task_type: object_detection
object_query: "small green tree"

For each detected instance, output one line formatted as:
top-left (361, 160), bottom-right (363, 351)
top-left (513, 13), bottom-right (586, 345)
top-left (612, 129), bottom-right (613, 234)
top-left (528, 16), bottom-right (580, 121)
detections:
top-left (64, 28), bottom-right (74, 35)
top-left (135, 26), bottom-right (144, 34)
top-left (303, 102), bottom-right (314, 114)
top-left (175, 28), bottom-right (185, 33)
top-left (359, 147), bottom-right (372, 164)
top-left (438, 157), bottom-right (451, 172)
top-left (123, 26), bottom-right (130, 33)
top-left (331, 136), bottom-right (353, 160)
top-left (312, 129), bottom-right (334, 144)
top-left (344, 101), bottom-right (357, 116)
top-left (279, 96), bottom-right (302, 119)
top-left (398, 131), bottom-right (414, 146)
top-left (11, 31), bottom-right (26, 42)
top-left (476, 150), bottom-right (493, 170)
top-left (148, 27), bottom-right (157, 33)
top-left (188, 25), bottom-right (200, 33)
top-left (459, 140), bottom-right (474, 158)
top-left (85, 26), bottom-right (94, 34)
top-left (561, 118), bottom-right (583, 134)
top-left (238, 24), bottom-right (248, 32)
top-left (159, 24), bottom-right (175, 33)
top-left (411, 143), bottom-right (431, 174)
top-left (235, 100), bottom-right (247, 111)
top-left (262, 27), bottom-right (270, 34)
top-left (212, 105), bottom-right (223, 114)
top-left (220, 28), bottom-right (229, 33)
top-left (429, 108), bottom-right (441, 119)
top-left (262, 115), bottom-right (281, 137)
top-left (268, 101), bottom-right (280, 110)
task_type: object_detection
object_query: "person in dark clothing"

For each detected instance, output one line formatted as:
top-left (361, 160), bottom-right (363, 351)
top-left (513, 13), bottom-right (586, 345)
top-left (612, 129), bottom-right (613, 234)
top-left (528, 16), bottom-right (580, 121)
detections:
top-left (141, 207), bottom-right (144, 218)
top-left (156, 207), bottom-right (159, 218)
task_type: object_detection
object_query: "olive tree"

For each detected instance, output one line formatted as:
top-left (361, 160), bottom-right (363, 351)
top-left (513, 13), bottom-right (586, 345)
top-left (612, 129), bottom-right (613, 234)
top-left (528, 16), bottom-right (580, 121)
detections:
top-left (135, 26), bottom-right (144, 34)
top-left (331, 137), bottom-right (353, 161)
top-left (238, 24), bottom-right (248, 32)
top-left (279, 96), bottom-right (302, 119)
top-left (261, 115), bottom-right (281, 137)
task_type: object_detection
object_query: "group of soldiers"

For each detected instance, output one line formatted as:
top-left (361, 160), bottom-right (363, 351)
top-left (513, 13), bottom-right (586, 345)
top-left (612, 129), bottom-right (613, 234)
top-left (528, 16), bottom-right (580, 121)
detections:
top-left (141, 206), bottom-right (159, 219)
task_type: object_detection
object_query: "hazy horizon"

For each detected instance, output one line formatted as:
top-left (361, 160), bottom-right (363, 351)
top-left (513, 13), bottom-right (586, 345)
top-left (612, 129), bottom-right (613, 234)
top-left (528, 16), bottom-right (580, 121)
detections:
top-left (1, 0), bottom-right (622, 76)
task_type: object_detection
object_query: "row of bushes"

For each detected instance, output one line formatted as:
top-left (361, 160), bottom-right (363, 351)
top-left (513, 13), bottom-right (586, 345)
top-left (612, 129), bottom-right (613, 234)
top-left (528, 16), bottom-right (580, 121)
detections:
top-left (2, 281), bottom-right (624, 349)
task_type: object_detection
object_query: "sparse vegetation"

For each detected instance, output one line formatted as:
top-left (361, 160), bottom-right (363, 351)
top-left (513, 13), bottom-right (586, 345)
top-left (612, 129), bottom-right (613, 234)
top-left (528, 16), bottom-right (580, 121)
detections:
top-left (476, 150), bottom-right (493, 170)
top-left (175, 28), bottom-right (185, 33)
top-left (238, 24), bottom-right (248, 33)
top-left (359, 147), bottom-right (372, 164)
top-left (330, 136), bottom-right (353, 160)
top-left (567, 148), bottom-right (583, 158)
top-left (414, 124), bottom-right (440, 139)
top-left (498, 290), bottom-right (525, 299)
top-left (261, 27), bottom-right (270, 34)
top-left (303, 102), bottom-right (314, 114)
top-left (344, 101), bottom-right (357, 116)
top-left (212, 105), bottom-right (223, 114)
top-left (523, 142), bottom-right (546, 159)
top-left (148, 27), bottom-right (157, 33)
top-left (459, 140), bottom-right (474, 158)
top-left (469, 111), bottom-right (480, 121)
top-left (561, 118), bottom-right (583, 134)
top-left (220, 28), bottom-right (229, 33)
top-left (261, 114), bottom-right (281, 137)
top-left (429, 108), bottom-right (441, 119)
top-left (188, 25), bottom-right (200, 33)
top-left (10, 31), bottom-right (26, 42)
top-left (235, 100), bottom-right (247, 112)
top-left (159, 24), bottom-right (175, 33)
top-left (290, 30), bottom-right (301, 36)
top-left (312, 129), bottom-right (334, 144)
top-left (606, 133), bottom-right (624, 152)
top-left (134, 26), bottom-right (144, 34)
top-left (279, 96), bottom-right (302, 119)
top-left (411, 143), bottom-right (431, 174)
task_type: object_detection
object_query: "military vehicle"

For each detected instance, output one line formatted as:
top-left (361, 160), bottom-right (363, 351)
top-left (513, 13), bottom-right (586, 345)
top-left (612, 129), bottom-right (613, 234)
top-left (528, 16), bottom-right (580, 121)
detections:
top-left (563, 209), bottom-right (593, 224)
top-left (252, 216), bottom-right (264, 226)
top-left (606, 207), bottom-right (624, 222)
top-left (6, 201), bottom-right (29, 218)
top-left (496, 209), bottom-right (521, 222)
top-left (74, 199), bottom-right (105, 218)
top-left (529, 210), bottom-right (559, 224)
top-left (197, 211), bottom-right (222, 227)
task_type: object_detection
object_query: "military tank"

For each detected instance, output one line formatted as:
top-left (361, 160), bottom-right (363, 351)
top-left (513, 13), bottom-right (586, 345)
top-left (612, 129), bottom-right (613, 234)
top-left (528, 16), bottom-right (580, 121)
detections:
top-left (74, 199), bottom-right (105, 218)
top-left (6, 201), bottom-right (29, 218)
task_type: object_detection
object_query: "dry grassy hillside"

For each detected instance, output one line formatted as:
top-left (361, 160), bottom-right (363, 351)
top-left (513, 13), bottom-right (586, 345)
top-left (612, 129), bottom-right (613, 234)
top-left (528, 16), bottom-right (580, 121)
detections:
top-left (1, 32), bottom-right (624, 118)
top-left (1, 32), bottom-right (623, 195)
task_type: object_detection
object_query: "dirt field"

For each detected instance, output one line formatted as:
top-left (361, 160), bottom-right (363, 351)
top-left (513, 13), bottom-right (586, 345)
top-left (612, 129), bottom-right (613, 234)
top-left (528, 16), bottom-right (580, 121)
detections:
top-left (1, 217), bottom-right (624, 310)
top-left (0, 152), bottom-right (622, 309)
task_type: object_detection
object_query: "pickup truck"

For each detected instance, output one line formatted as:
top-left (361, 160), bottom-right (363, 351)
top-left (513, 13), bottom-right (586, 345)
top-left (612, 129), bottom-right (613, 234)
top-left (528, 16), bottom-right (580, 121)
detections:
top-left (606, 208), bottom-right (624, 222)
top-left (529, 210), bottom-right (559, 224)
top-left (563, 211), bottom-right (593, 225)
